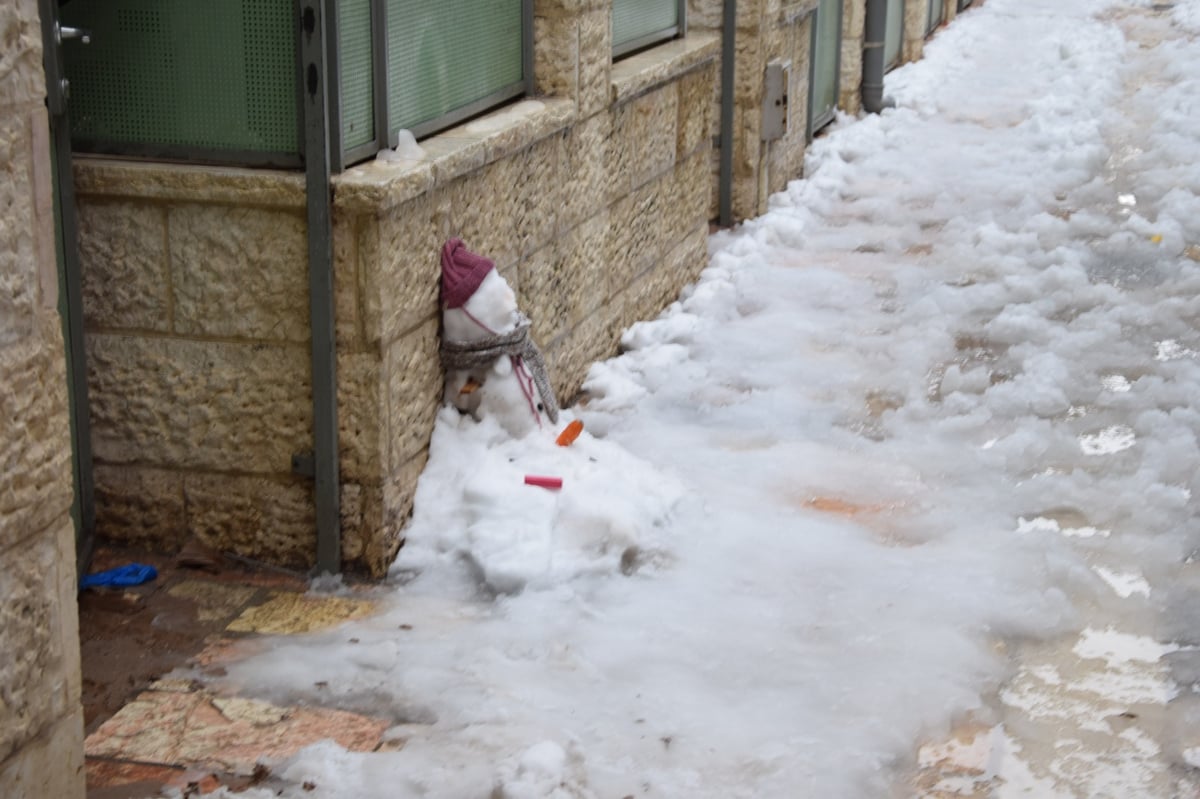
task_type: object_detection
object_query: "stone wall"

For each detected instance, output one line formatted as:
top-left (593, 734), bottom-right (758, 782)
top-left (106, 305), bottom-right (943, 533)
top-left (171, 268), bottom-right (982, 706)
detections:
top-left (71, 0), bottom-right (975, 577)
top-left (73, 165), bottom-right (320, 571)
top-left (75, 3), bottom-right (718, 576)
top-left (0, 1), bottom-right (86, 797)
top-left (691, 0), bottom-right (818, 219)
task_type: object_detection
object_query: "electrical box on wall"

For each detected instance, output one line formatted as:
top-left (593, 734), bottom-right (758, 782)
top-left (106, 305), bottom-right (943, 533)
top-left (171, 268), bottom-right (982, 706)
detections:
top-left (761, 59), bottom-right (791, 141)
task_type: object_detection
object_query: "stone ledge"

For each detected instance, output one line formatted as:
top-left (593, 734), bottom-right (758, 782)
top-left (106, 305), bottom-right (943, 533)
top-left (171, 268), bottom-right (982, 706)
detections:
top-left (610, 33), bottom-right (721, 106)
top-left (333, 98), bottom-right (577, 215)
top-left (73, 160), bottom-right (306, 209)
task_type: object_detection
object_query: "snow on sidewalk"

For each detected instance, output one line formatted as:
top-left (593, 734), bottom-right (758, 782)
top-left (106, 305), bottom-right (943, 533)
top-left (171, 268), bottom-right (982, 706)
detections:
top-left (199, 0), bottom-right (1200, 796)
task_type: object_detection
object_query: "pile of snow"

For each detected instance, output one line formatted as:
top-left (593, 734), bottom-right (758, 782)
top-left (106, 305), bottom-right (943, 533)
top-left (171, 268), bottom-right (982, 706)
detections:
top-left (196, 0), bottom-right (1200, 796)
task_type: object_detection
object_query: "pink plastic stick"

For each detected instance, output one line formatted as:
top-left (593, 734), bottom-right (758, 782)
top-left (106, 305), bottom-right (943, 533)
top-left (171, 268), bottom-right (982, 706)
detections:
top-left (524, 475), bottom-right (563, 490)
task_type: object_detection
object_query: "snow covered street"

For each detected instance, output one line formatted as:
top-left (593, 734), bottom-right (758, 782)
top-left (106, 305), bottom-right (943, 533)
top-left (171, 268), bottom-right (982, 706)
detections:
top-left (206, 1), bottom-right (1200, 796)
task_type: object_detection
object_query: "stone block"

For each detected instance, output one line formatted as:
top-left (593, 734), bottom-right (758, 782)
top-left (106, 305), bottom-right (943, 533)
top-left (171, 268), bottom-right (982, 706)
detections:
top-left (51, 520), bottom-right (82, 709)
top-left (86, 335), bottom-right (312, 474)
top-left (533, 14), bottom-right (579, 99)
top-left (336, 352), bottom-right (385, 483)
top-left (365, 194), bottom-right (445, 348)
top-left (367, 451), bottom-right (428, 577)
top-left (843, 0), bottom-right (866, 35)
top-left (0, 333), bottom-right (73, 554)
top-left (446, 160), bottom-right (521, 270)
top-left (183, 474), bottom-right (315, 570)
top-left (30, 110), bottom-right (56, 312)
top-left (0, 111), bottom-right (35, 346)
top-left (558, 114), bottom-right (615, 234)
top-left (332, 210), bottom-right (362, 349)
top-left (78, 202), bottom-right (171, 331)
top-left (687, 0), bottom-right (724, 30)
top-left (0, 710), bottom-right (85, 799)
top-left (546, 303), bottom-right (626, 402)
top-left (610, 35), bottom-right (721, 105)
top-left (73, 160), bottom-right (306, 209)
top-left (386, 318), bottom-right (442, 470)
top-left (169, 205), bottom-right (309, 342)
top-left (512, 136), bottom-right (563, 259)
top-left (93, 465), bottom-right (186, 551)
top-left (613, 84), bottom-right (679, 193)
top-left (677, 65), bottom-right (716, 160)
top-left (679, 152), bottom-right (710, 235)
top-left (0, 533), bottom-right (66, 764)
top-left (578, 9), bottom-right (611, 116)
top-left (607, 181), bottom-right (667, 297)
top-left (0, 0), bottom-right (45, 110)
top-left (519, 242), bottom-right (571, 348)
top-left (624, 223), bottom-right (708, 329)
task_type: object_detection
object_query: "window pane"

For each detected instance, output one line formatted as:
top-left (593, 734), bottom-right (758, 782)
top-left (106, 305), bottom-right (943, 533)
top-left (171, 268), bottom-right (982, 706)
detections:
top-left (884, 0), bottom-right (903, 68)
top-left (613, 0), bottom-right (678, 53)
top-left (387, 0), bottom-right (524, 135)
top-left (339, 0), bottom-right (375, 151)
top-left (62, 0), bottom-right (298, 156)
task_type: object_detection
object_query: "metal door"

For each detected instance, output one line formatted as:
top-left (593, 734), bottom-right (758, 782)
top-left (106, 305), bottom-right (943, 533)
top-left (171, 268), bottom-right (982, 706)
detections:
top-left (38, 0), bottom-right (96, 578)
top-left (884, 0), bottom-right (904, 70)
top-left (808, 0), bottom-right (842, 137)
top-left (927, 0), bottom-right (944, 34)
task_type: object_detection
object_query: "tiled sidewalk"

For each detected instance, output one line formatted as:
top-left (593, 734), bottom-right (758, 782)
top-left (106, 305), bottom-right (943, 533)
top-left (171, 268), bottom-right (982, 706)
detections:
top-left (80, 549), bottom-right (386, 797)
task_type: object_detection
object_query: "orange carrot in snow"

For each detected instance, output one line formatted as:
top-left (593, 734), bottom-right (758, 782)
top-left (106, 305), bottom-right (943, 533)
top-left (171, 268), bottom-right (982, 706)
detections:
top-left (556, 419), bottom-right (584, 447)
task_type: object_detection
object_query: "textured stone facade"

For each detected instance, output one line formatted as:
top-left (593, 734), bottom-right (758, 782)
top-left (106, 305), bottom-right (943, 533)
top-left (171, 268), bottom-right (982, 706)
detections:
top-left (74, 8), bottom-right (719, 578)
top-left (69, 0), bottom-right (973, 577)
top-left (0, 1), bottom-right (86, 796)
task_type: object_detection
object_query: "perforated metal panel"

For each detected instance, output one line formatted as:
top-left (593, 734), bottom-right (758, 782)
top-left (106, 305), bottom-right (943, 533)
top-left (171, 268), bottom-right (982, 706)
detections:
top-left (613, 0), bottom-right (680, 56)
top-left (62, 0), bottom-right (299, 161)
top-left (338, 0), bottom-right (375, 151)
top-left (386, 0), bottom-right (524, 137)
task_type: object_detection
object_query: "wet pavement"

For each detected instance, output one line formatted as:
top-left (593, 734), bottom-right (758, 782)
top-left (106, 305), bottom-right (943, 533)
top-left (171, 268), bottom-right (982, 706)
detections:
top-left (79, 546), bottom-right (385, 797)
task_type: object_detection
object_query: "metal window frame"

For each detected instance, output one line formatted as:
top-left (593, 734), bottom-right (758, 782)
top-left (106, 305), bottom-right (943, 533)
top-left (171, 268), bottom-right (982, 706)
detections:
top-left (807, 0), bottom-right (843, 140)
top-left (926, 0), bottom-right (945, 35)
top-left (884, 0), bottom-right (905, 72)
top-left (612, 0), bottom-right (687, 60)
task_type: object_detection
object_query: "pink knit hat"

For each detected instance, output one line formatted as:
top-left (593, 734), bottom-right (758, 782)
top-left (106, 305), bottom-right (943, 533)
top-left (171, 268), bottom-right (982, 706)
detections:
top-left (440, 238), bottom-right (495, 309)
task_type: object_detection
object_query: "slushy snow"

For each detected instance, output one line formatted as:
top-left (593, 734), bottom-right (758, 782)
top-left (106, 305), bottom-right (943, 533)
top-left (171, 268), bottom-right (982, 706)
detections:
top-left (198, 0), bottom-right (1200, 795)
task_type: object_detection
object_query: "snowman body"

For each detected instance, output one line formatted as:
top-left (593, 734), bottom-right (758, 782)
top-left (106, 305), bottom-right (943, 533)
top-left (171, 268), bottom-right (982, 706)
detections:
top-left (442, 269), bottom-right (546, 437)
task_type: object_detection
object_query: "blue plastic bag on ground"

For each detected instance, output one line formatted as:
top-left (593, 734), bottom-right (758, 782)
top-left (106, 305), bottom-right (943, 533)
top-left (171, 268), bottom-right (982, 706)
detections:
top-left (80, 563), bottom-right (158, 589)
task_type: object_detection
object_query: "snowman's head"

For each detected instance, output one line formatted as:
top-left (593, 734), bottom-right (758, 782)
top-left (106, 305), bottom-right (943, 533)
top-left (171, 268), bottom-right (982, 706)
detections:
top-left (442, 269), bottom-right (519, 341)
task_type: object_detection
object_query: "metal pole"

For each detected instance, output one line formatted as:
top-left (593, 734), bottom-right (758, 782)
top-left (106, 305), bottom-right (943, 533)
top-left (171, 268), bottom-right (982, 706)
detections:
top-left (299, 0), bottom-right (341, 575)
top-left (718, 0), bottom-right (736, 227)
top-left (39, 0), bottom-right (97, 578)
top-left (863, 0), bottom-right (888, 113)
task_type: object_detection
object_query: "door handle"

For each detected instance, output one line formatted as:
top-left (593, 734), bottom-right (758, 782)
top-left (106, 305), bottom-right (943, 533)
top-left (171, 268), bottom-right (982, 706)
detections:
top-left (56, 24), bottom-right (92, 45)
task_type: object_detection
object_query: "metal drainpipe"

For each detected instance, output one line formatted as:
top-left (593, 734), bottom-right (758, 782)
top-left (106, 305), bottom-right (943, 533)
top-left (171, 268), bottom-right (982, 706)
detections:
top-left (718, 0), bottom-right (736, 227)
top-left (299, 0), bottom-right (341, 575)
top-left (862, 0), bottom-right (889, 113)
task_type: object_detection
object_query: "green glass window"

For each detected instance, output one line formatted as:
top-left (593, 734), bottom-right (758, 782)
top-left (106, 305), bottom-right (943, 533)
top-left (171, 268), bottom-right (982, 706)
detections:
top-left (339, 0), bottom-right (376, 153)
top-left (386, 0), bottom-right (526, 138)
top-left (613, 0), bottom-right (684, 57)
top-left (809, 0), bottom-right (841, 136)
top-left (61, 0), bottom-right (299, 164)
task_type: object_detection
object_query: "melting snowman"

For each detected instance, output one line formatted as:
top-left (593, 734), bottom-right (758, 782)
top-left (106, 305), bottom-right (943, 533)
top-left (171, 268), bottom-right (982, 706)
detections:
top-left (439, 238), bottom-right (560, 437)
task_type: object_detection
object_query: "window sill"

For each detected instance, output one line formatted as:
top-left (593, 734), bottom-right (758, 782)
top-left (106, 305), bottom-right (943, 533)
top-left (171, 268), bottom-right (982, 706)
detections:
top-left (333, 98), bottom-right (577, 215)
top-left (610, 32), bottom-right (721, 106)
